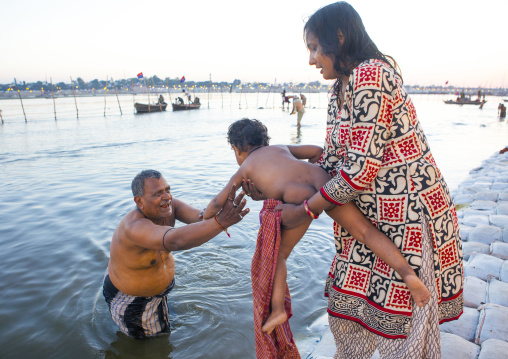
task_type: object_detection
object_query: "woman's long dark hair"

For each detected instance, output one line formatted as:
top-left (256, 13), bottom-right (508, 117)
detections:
top-left (304, 1), bottom-right (400, 98)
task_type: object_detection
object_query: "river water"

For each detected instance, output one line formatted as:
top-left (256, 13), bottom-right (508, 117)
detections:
top-left (0, 92), bottom-right (507, 359)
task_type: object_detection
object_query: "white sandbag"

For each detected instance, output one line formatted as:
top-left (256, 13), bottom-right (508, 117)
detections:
top-left (440, 332), bottom-right (480, 359)
top-left (461, 215), bottom-right (491, 227)
top-left (464, 253), bottom-right (504, 281)
top-left (489, 214), bottom-right (508, 228)
top-left (487, 278), bottom-right (508, 307)
top-left (370, 349), bottom-right (380, 359)
top-left (474, 191), bottom-right (499, 202)
top-left (499, 193), bottom-right (508, 202)
top-left (462, 242), bottom-right (490, 261)
top-left (478, 338), bottom-right (508, 359)
top-left (468, 225), bottom-right (502, 244)
top-left (459, 225), bottom-right (474, 241)
top-left (470, 200), bottom-right (497, 211)
top-left (439, 307), bottom-right (480, 341)
top-left (501, 261), bottom-right (508, 283)
top-left (463, 276), bottom-right (487, 308)
top-left (463, 208), bottom-right (495, 217)
top-left (475, 303), bottom-right (508, 344)
top-left (491, 241), bottom-right (508, 260)
top-left (454, 193), bottom-right (474, 205)
top-left (494, 176), bottom-right (508, 184)
top-left (497, 202), bottom-right (508, 215)
top-left (492, 183), bottom-right (508, 191)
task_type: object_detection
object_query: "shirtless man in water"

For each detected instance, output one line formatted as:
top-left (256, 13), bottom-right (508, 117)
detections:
top-left (103, 169), bottom-right (249, 339)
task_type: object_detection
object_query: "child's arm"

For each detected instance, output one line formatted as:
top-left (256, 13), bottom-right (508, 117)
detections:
top-left (203, 170), bottom-right (244, 219)
top-left (287, 145), bottom-right (323, 163)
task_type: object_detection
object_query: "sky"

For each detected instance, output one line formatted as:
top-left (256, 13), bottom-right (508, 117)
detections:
top-left (2, 0), bottom-right (507, 87)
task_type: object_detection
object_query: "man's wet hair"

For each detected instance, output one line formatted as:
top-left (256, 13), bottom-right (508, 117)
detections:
top-left (132, 169), bottom-right (162, 197)
top-left (227, 118), bottom-right (270, 153)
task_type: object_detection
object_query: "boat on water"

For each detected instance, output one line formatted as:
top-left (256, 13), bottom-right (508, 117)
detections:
top-left (134, 102), bottom-right (167, 113)
top-left (444, 99), bottom-right (486, 105)
top-left (172, 97), bottom-right (201, 111)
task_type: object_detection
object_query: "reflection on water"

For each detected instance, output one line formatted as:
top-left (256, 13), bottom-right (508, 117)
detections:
top-left (0, 93), bottom-right (507, 358)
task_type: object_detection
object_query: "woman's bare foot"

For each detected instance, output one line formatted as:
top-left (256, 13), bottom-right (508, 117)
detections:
top-left (261, 311), bottom-right (288, 334)
top-left (404, 274), bottom-right (431, 307)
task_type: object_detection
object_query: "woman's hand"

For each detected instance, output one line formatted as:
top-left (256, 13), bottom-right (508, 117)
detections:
top-left (241, 179), bottom-right (265, 201)
top-left (274, 203), bottom-right (308, 229)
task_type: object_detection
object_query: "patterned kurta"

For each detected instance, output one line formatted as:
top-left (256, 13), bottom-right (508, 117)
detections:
top-left (318, 59), bottom-right (463, 338)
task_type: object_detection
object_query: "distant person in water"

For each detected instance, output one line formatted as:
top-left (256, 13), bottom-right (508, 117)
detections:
top-left (103, 169), bottom-right (248, 339)
top-left (290, 95), bottom-right (305, 127)
top-left (499, 103), bottom-right (506, 118)
top-left (203, 118), bottom-right (430, 334)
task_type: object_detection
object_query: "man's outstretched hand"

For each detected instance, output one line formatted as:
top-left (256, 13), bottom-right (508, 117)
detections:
top-left (216, 183), bottom-right (250, 228)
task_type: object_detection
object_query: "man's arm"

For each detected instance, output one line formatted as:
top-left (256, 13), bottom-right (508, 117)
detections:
top-left (203, 170), bottom-right (244, 219)
top-left (287, 145), bottom-right (323, 163)
top-left (127, 185), bottom-right (249, 252)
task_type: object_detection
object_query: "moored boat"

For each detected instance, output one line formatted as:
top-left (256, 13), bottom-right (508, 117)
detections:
top-left (134, 102), bottom-right (167, 113)
top-left (444, 99), bottom-right (486, 105)
top-left (172, 97), bottom-right (201, 111)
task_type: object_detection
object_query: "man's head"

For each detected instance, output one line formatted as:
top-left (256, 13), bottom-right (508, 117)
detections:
top-left (227, 118), bottom-right (270, 153)
top-left (132, 170), bottom-right (173, 220)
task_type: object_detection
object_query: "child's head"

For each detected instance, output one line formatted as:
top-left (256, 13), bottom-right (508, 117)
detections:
top-left (227, 118), bottom-right (270, 153)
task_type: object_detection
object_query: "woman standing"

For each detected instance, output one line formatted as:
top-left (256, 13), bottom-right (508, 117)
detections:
top-left (274, 2), bottom-right (463, 358)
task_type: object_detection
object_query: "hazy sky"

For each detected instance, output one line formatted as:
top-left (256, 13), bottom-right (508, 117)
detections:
top-left (2, 0), bottom-right (507, 87)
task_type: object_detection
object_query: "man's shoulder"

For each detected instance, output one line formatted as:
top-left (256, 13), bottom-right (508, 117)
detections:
top-left (119, 208), bottom-right (148, 231)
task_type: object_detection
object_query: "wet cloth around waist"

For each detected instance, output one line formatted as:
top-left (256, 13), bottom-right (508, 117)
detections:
top-left (103, 271), bottom-right (175, 339)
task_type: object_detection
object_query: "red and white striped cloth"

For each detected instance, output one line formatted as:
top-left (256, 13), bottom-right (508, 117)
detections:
top-left (251, 199), bottom-right (300, 358)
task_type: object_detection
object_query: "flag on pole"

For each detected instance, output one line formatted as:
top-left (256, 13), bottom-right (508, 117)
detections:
top-left (137, 72), bottom-right (143, 79)
top-left (180, 76), bottom-right (185, 83)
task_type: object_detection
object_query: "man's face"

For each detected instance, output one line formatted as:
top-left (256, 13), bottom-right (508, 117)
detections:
top-left (137, 177), bottom-right (173, 219)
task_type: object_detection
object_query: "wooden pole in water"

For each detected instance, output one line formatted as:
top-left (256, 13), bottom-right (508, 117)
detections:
top-left (220, 83), bottom-right (223, 109)
top-left (131, 81), bottom-right (135, 113)
top-left (0, 109), bottom-right (4, 124)
top-left (70, 76), bottom-right (79, 119)
top-left (152, 78), bottom-right (162, 112)
top-left (50, 77), bottom-right (57, 121)
top-left (256, 83), bottom-right (259, 109)
top-left (14, 78), bottom-right (27, 122)
top-left (208, 73), bottom-right (211, 109)
top-left (143, 77), bottom-right (150, 112)
top-left (111, 78), bottom-right (123, 115)
top-left (244, 82), bottom-right (248, 109)
top-left (272, 79), bottom-right (276, 109)
top-left (265, 82), bottom-right (271, 108)
top-left (165, 79), bottom-right (172, 104)
top-left (239, 84), bottom-right (242, 109)
top-left (104, 75), bottom-right (108, 117)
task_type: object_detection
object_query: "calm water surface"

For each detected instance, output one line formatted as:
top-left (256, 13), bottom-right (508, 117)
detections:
top-left (0, 92), bottom-right (507, 358)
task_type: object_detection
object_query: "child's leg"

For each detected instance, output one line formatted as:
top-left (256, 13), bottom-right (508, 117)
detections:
top-left (261, 219), bottom-right (311, 334)
top-left (326, 203), bottom-right (431, 307)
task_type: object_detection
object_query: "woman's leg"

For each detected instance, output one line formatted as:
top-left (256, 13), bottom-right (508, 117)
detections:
top-left (261, 220), bottom-right (311, 334)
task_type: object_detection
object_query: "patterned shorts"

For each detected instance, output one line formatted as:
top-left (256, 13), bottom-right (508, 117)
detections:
top-left (103, 272), bottom-right (174, 339)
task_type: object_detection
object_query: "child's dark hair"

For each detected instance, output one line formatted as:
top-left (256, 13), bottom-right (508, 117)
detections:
top-left (227, 118), bottom-right (270, 152)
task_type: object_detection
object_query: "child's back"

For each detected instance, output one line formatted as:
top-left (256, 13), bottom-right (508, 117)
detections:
top-left (239, 145), bottom-right (330, 205)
